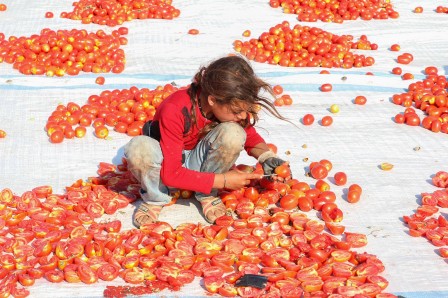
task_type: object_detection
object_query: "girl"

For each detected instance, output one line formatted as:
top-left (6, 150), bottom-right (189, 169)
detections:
top-left (124, 55), bottom-right (289, 227)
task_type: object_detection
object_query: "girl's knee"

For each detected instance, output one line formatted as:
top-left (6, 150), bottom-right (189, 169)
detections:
top-left (213, 122), bottom-right (246, 150)
top-left (124, 136), bottom-right (162, 166)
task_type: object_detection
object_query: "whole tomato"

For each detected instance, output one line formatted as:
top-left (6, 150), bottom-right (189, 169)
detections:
top-left (302, 114), bottom-right (315, 125)
top-left (320, 84), bottom-right (333, 92)
top-left (333, 172), bottom-right (347, 186)
top-left (321, 116), bottom-right (333, 126)
top-left (280, 194), bottom-right (299, 210)
top-left (310, 164), bottom-right (328, 180)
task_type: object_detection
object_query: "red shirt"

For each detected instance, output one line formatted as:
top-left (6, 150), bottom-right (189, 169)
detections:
top-left (153, 89), bottom-right (265, 194)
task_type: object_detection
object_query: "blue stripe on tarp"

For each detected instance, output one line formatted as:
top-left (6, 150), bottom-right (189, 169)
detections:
top-left (394, 291), bottom-right (448, 298)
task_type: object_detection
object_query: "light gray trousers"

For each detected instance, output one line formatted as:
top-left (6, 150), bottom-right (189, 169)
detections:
top-left (123, 122), bottom-right (246, 206)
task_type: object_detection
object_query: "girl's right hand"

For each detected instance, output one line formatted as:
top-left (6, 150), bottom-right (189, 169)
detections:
top-left (224, 169), bottom-right (263, 190)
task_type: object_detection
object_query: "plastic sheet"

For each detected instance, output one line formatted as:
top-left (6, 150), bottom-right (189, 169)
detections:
top-left (1, 0), bottom-right (448, 297)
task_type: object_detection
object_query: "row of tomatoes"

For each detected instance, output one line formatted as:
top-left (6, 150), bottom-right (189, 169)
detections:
top-left (391, 66), bottom-right (448, 134)
top-left (0, 28), bottom-right (127, 76)
top-left (60, 0), bottom-right (180, 26)
top-left (269, 0), bottom-right (399, 23)
top-left (402, 171), bottom-right (448, 259)
top-left (0, 156), bottom-right (394, 297)
top-left (45, 84), bottom-right (181, 143)
top-left (233, 21), bottom-right (377, 68)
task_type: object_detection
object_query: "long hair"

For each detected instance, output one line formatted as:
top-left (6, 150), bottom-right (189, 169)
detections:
top-left (187, 55), bottom-right (288, 137)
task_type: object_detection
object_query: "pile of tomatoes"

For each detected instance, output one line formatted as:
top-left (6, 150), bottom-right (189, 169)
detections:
top-left (436, 6), bottom-right (448, 14)
top-left (391, 66), bottom-right (448, 134)
top-left (0, 28), bottom-right (127, 76)
top-left (45, 84), bottom-right (181, 143)
top-left (0, 155), bottom-right (395, 297)
top-left (61, 0), bottom-right (180, 26)
top-left (269, 0), bottom-right (399, 23)
top-left (402, 171), bottom-right (448, 259)
top-left (234, 21), bottom-right (377, 68)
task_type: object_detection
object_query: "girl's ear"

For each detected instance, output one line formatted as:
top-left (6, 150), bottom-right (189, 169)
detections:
top-left (207, 95), bottom-right (215, 106)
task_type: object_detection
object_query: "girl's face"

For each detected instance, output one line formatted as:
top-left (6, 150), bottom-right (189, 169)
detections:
top-left (208, 96), bottom-right (251, 123)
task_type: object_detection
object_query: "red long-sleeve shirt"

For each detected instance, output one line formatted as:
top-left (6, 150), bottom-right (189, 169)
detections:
top-left (152, 88), bottom-right (265, 194)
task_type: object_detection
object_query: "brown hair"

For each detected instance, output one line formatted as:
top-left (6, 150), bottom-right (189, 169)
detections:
top-left (187, 55), bottom-right (288, 137)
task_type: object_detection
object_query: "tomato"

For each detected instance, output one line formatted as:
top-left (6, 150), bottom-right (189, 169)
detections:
top-left (218, 283), bottom-right (238, 297)
top-left (0, 129), bottom-right (6, 138)
top-left (310, 164), bottom-right (328, 180)
top-left (326, 222), bottom-right (345, 235)
top-left (203, 276), bottom-right (225, 294)
top-left (275, 164), bottom-right (291, 178)
top-left (45, 270), bottom-right (64, 283)
top-left (75, 126), bottom-right (86, 138)
top-left (321, 115), bottom-right (333, 126)
top-left (188, 29), bottom-right (199, 35)
top-left (390, 44), bottom-right (400, 51)
top-left (95, 76), bottom-right (105, 85)
top-left (394, 113), bottom-right (405, 124)
top-left (345, 232), bottom-right (368, 248)
top-left (348, 184), bottom-right (362, 194)
top-left (347, 190), bottom-right (361, 203)
top-left (333, 172), bottom-right (347, 186)
top-left (273, 85), bottom-right (283, 95)
top-left (405, 113), bottom-right (420, 126)
top-left (320, 84), bottom-right (332, 92)
top-left (392, 67), bottom-right (402, 75)
top-left (50, 130), bottom-right (64, 143)
top-left (315, 179), bottom-right (330, 192)
top-left (302, 113), bottom-right (315, 125)
top-left (298, 197), bottom-right (313, 212)
top-left (95, 125), bottom-right (109, 139)
top-left (354, 96), bottom-right (367, 105)
top-left (414, 6), bottom-right (423, 13)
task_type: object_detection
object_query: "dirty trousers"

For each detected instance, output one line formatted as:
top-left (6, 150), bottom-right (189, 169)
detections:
top-left (123, 122), bottom-right (246, 205)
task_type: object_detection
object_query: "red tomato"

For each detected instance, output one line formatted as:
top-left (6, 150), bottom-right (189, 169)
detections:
top-left (354, 96), bottom-right (367, 105)
top-left (45, 12), bottom-right (54, 18)
top-left (95, 125), bottom-right (109, 139)
top-left (320, 84), bottom-right (333, 92)
top-left (280, 194), bottom-right (299, 210)
top-left (95, 76), bottom-right (105, 85)
top-left (390, 44), bottom-right (400, 51)
top-left (50, 130), bottom-right (64, 143)
top-left (347, 190), bottom-right (361, 203)
top-left (310, 164), bottom-right (328, 180)
top-left (333, 172), bottom-right (347, 186)
top-left (273, 85), bottom-right (283, 95)
top-left (274, 164), bottom-right (290, 178)
top-left (348, 184), bottom-right (363, 194)
top-left (297, 197), bottom-right (313, 212)
top-left (188, 29), bottom-right (199, 35)
top-left (204, 276), bottom-right (225, 294)
top-left (302, 113), bottom-right (315, 125)
top-left (321, 115), bottom-right (333, 126)
top-left (392, 67), bottom-right (402, 75)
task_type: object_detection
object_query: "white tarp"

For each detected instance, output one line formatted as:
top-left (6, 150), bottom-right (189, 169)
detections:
top-left (1, 0), bottom-right (448, 297)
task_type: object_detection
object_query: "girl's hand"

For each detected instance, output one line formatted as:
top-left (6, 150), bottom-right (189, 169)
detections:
top-left (224, 170), bottom-right (263, 190)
